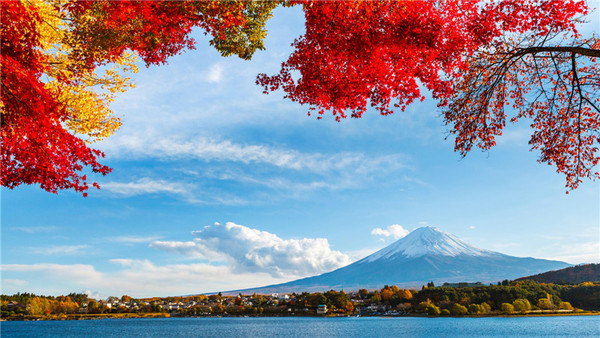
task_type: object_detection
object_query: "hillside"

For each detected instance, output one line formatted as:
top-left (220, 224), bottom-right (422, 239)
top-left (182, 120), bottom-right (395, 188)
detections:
top-left (515, 263), bottom-right (600, 284)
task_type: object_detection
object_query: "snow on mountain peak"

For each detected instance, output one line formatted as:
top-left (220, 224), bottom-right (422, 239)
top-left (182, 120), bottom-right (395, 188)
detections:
top-left (363, 226), bottom-right (494, 262)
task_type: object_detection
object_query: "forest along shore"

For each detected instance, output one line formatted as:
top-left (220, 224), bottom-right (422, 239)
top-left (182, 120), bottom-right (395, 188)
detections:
top-left (3, 280), bottom-right (599, 320)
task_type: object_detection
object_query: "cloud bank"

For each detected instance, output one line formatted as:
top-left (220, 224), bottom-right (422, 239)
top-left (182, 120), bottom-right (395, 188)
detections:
top-left (150, 222), bottom-right (352, 278)
top-left (1, 261), bottom-right (285, 298)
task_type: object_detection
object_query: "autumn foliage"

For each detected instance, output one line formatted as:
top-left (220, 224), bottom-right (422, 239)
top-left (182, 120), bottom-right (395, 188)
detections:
top-left (1, 1), bottom-right (110, 195)
top-left (1, 0), bottom-right (598, 194)
top-left (258, 0), bottom-right (598, 190)
top-left (1, 0), bottom-right (276, 195)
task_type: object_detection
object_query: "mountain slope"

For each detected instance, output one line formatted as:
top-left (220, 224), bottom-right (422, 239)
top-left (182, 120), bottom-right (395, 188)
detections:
top-left (515, 263), bottom-right (600, 283)
top-left (226, 227), bottom-right (570, 294)
top-left (363, 226), bottom-right (494, 260)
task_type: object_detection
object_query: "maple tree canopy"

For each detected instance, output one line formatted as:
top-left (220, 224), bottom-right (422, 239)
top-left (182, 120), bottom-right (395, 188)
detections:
top-left (1, 0), bottom-right (598, 194)
top-left (257, 0), bottom-right (599, 190)
top-left (1, 0), bottom-right (275, 195)
top-left (1, 1), bottom-right (110, 195)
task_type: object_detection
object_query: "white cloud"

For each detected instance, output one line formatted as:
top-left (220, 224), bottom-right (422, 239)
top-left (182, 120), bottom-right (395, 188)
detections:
top-left (32, 245), bottom-right (89, 255)
top-left (202, 169), bottom-right (358, 194)
top-left (111, 236), bottom-right (162, 244)
top-left (101, 178), bottom-right (192, 197)
top-left (550, 241), bottom-right (600, 265)
top-left (95, 136), bottom-right (411, 202)
top-left (150, 222), bottom-right (352, 278)
top-left (371, 224), bottom-right (410, 239)
top-left (147, 241), bottom-right (203, 257)
top-left (206, 64), bottom-right (223, 83)
top-left (102, 136), bottom-right (407, 175)
top-left (1, 261), bottom-right (288, 298)
top-left (551, 253), bottom-right (600, 265)
top-left (84, 290), bottom-right (104, 300)
top-left (2, 264), bottom-right (103, 284)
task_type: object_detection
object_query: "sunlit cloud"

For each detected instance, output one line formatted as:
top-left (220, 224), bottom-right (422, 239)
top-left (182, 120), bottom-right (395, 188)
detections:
top-left (150, 222), bottom-right (352, 278)
top-left (371, 224), bottom-right (410, 240)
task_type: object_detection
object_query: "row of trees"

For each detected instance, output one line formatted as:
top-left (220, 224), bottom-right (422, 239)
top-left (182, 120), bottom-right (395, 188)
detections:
top-left (419, 296), bottom-right (574, 316)
top-left (2, 280), bottom-right (597, 317)
top-left (2, 0), bottom-right (598, 194)
top-left (409, 280), bottom-right (598, 311)
top-left (1, 293), bottom-right (86, 316)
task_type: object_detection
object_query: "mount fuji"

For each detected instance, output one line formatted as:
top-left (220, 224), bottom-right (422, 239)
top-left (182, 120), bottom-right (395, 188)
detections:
top-left (228, 227), bottom-right (570, 294)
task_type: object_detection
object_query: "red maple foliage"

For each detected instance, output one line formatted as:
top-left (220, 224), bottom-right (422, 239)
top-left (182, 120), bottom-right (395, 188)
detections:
top-left (2, 0), bottom-right (597, 195)
top-left (1, 0), bottom-right (255, 195)
top-left (1, 1), bottom-right (110, 196)
top-left (64, 0), bottom-right (251, 67)
top-left (258, 0), bottom-right (597, 190)
top-left (443, 34), bottom-right (599, 190)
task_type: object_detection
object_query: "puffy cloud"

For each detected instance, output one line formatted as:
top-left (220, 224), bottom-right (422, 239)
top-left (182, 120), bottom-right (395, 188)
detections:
top-left (150, 222), bottom-right (352, 278)
top-left (371, 224), bottom-right (410, 239)
top-left (84, 290), bottom-right (104, 300)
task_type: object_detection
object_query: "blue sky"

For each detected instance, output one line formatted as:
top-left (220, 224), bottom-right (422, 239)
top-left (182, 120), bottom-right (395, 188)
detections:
top-left (2, 5), bottom-right (599, 298)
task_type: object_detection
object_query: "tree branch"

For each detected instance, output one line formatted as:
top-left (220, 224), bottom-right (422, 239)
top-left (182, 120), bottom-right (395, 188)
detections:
top-left (513, 46), bottom-right (600, 58)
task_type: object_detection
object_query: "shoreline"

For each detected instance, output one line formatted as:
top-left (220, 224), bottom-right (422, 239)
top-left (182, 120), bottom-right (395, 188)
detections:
top-left (2, 311), bottom-right (598, 322)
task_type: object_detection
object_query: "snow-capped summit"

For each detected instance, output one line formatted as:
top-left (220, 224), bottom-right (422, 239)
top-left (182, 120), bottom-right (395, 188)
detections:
top-left (226, 226), bottom-right (570, 294)
top-left (363, 226), bottom-right (494, 262)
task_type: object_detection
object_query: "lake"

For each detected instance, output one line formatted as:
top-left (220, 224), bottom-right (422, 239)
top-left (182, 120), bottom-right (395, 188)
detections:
top-left (2, 316), bottom-right (599, 337)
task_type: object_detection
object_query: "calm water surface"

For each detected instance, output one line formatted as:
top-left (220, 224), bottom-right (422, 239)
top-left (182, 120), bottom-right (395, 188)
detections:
top-left (2, 316), bottom-right (599, 337)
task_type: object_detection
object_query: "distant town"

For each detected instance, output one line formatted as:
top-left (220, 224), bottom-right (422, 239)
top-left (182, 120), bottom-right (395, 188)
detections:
top-left (2, 279), bottom-right (598, 321)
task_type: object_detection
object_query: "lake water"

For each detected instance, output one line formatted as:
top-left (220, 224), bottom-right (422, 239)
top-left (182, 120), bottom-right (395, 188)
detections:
top-left (2, 316), bottom-right (599, 337)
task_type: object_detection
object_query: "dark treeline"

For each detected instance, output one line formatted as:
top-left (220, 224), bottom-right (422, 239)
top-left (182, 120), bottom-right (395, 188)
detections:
top-left (2, 280), bottom-right (598, 318)
top-left (515, 264), bottom-right (600, 285)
